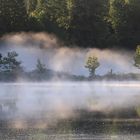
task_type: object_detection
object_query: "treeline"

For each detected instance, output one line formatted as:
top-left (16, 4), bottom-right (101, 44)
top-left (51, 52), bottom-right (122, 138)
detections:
top-left (0, 51), bottom-right (74, 81)
top-left (1, 0), bottom-right (140, 49)
top-left (0, 49), bottom-right (139, 81)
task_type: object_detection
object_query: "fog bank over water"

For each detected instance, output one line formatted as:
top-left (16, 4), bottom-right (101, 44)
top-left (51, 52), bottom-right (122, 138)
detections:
top-left (0, 32), bottom-right (139, 76)
top-left (0, 81), bottom-right (140, 128)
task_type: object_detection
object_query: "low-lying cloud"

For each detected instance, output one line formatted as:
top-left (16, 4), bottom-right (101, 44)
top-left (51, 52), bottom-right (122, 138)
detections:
top-left (0, 32), bottom-right (138, 76)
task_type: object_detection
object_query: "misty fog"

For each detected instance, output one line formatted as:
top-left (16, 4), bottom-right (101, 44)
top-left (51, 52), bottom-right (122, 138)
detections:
top-left (0, 81), bottom-right (139, 129)
top-left (0, 32), bottom-right (140, 140)
top-left (0, 32), bottom-right (139, 76)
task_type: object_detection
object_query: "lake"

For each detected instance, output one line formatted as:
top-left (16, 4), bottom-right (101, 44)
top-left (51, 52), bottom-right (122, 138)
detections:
top-left (0, 81), bottom-right (140, 140)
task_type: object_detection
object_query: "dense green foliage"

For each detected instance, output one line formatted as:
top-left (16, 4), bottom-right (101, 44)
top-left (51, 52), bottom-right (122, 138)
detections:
top-left (0, 0), bottom-right (28, 33)
top-left (1, 0), bottom-right (140, 48)
top-left (109, 0), bottom-right (140, 47)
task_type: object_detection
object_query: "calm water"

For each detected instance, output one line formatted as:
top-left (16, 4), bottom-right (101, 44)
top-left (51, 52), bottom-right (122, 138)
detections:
top-left (0, 81), bottom-right (140, 140)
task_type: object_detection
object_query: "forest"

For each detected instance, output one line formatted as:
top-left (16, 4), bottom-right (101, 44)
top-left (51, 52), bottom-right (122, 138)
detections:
top-left (1, 0), bottom-right (140, 49)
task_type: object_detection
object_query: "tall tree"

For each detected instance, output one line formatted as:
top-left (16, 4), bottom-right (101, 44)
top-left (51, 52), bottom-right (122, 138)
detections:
top-left (85, 56), bottom-right (100, 78)
top-left (36, 59), bottom-right (47, 73)
top-left (46, 0), bottom-right (74, 29)
top-left (0, 54), bottom-right (3, 72)
top-left (26, 0), bottom-right (48, 30)
top-left (25, 0), bottom-right (37, 14)
top-left (134, 46), bottom-right (140, 69)
top-left (2, 51), bottom-right (22, 73)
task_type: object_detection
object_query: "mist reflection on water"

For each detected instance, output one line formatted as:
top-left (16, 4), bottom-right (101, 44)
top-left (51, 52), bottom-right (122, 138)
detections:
top-left (0, 82), bottom-right (140, 139)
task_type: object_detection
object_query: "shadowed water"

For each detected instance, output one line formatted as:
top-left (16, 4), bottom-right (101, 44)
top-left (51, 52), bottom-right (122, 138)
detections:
top-left (0, 81), bottom-right (140, 140)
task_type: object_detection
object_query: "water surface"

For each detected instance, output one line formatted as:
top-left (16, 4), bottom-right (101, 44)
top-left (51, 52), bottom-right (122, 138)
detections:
top-left (0, 81), bottom-right (140, 140)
